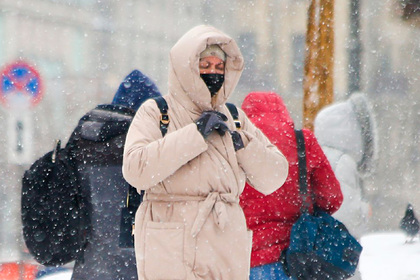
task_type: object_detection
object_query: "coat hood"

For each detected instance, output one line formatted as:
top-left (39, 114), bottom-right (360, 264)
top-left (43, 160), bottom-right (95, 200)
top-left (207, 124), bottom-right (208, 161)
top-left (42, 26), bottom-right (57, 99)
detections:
top-left (314, 93), bottom-right (378, 176)
top-left (242, 92), bottom-right (295, 147)
top-left (112, 69), bottom-right (161, 111)
top-left (242, 92), bottom-right (294, 128)
top-left (168, 25), bottom-right (244, 112)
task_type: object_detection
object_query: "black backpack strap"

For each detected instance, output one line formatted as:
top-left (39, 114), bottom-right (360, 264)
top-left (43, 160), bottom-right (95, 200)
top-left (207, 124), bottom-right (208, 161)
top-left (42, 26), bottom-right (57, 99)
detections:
top-left (123, 96), bottom-right (169, 239)
top-left (152, 96), bottom-right (169, 137)
top-left (295, 129), bottom-right (310, 213)
top-left (226, 102), bottom-right (241, 129)
top-left (126, 182), bottom-right (142, 208)
top-left (51, 139), bottom-right (61, 163)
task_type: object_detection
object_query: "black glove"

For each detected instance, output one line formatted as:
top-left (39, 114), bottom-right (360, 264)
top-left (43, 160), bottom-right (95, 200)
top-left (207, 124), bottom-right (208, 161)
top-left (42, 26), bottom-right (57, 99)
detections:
top-left (195, 111), bottom-right (229, 138)
top-left (230, 131), bottom-right (244, 151)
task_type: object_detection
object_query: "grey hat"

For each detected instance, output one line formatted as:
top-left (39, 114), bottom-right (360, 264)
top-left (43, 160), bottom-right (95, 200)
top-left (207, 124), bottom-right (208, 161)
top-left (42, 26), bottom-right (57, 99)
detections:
top-left (200, 44), bottom-right (226, 61)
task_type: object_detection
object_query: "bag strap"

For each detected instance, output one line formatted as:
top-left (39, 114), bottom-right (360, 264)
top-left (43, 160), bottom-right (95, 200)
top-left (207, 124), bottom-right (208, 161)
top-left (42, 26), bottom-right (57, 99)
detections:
top-left (226, 102), bottom-right (241, 129)
top-left (295, 129), bottom-right (310, 214)
top-left (126, 182), bottom-right (140, 208)
top-left (153, 96), bottom-right (169, 137)
top-left (51, 139), bottom-right (61, 163)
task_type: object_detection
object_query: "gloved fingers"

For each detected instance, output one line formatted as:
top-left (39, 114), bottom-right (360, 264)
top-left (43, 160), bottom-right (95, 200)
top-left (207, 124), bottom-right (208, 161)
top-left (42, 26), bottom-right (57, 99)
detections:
top-left (213, 111), bottom-right (228, 121)
top-left (198, 111), bottom-right (227, 122)
top-left (216, 122), bottom-right (229, 136)
top-left (195, 111), bottom-right (229, 138)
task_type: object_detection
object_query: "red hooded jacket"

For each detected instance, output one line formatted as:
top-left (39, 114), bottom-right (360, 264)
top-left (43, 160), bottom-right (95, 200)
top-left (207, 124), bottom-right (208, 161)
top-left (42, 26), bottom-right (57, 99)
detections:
top-left (239, 92), bottom-right (343, 268)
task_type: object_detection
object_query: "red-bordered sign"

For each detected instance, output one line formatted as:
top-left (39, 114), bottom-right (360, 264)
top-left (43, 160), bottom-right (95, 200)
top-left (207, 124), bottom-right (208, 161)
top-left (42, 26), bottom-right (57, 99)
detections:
top-left (0, 61), bottom-right (43, 108)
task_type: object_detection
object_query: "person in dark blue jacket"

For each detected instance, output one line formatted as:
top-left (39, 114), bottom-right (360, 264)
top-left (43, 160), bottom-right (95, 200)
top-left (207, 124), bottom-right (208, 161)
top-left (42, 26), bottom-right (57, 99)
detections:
top-left (66, 70), bottom-right (161, 280)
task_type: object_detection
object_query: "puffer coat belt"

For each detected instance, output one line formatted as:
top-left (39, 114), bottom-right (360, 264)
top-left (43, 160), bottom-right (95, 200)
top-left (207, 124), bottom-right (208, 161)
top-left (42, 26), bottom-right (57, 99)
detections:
top-left (144, 192), bottom-right (239, 237)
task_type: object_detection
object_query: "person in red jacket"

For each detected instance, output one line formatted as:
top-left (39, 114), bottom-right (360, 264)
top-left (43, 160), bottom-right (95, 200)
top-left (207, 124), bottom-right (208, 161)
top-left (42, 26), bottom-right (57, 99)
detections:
top-left (239, 92), bottom-right (343, 280)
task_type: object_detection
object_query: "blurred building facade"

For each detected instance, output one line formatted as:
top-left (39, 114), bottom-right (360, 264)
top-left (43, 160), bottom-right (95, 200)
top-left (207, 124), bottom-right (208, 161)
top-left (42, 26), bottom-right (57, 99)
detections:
top-left (361, 0), bottom-right (420, 231)
top-left (226, 0), bottom-right (420, 234)
top-left (1, 0), bottom-right (420, 265)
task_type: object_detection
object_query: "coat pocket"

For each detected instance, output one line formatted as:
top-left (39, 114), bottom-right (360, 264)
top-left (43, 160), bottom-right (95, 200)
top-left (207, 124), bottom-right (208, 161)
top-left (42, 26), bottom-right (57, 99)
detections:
top-left (144, 221), bottom-right (186, 279)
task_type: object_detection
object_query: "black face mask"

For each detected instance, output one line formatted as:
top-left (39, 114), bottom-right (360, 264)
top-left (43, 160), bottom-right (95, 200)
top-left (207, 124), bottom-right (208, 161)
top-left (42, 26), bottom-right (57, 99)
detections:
top-left (200, 74), bottom-right (224, 97)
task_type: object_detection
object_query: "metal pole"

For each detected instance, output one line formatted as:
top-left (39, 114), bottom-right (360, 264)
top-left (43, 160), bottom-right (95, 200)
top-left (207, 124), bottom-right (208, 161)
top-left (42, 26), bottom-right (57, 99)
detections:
top-left (348, 0), bottom-right (362, 94)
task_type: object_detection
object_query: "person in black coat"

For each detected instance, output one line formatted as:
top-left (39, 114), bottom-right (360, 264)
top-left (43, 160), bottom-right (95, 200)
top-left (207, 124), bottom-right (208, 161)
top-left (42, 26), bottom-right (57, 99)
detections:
top-left (67, 70), bottom-right (161, 280)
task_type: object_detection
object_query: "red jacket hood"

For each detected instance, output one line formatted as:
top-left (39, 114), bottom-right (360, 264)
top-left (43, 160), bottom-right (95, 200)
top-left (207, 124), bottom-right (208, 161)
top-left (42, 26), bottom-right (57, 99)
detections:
top-left (242, 92), bottom-right (294, 129)
top-left (242, 92), bottom-right (296, 159)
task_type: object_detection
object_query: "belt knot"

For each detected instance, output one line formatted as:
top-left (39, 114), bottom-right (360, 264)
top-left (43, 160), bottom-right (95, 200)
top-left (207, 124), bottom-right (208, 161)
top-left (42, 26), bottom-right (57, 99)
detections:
top-left (191, 192), bottom-right (238, 237)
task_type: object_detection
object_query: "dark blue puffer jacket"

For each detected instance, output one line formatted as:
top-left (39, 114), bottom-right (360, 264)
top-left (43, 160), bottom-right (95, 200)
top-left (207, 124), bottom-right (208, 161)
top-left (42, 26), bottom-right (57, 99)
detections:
top-left (69, 70), bottom-right (161, 280)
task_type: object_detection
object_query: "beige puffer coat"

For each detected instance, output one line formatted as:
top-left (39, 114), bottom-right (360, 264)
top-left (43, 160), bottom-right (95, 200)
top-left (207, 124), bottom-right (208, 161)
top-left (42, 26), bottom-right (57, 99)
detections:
top-left (123, 25), bottom-right (288, 280)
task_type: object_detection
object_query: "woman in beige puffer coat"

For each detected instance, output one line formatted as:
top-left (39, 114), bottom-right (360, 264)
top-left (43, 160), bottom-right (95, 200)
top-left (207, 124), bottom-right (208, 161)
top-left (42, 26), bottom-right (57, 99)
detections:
top-left (122, 25), bottom-right (288, 280)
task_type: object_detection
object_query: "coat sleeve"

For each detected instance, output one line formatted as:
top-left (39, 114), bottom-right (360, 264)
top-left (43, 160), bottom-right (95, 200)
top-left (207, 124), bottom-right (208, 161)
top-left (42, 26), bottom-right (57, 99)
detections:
top-left (305, 130), bottom-right (343, 214)
top-left (331, 153), bottom-right (370, 237)
top-left (122, 99), bottom-right (208, 190)
top-left (235, 109), bottom-right (288, 195)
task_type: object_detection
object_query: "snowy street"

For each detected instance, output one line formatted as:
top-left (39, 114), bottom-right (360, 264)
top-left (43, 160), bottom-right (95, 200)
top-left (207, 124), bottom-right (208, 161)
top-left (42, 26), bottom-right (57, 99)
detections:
top-left (360, 232), bottom-right (420, 280)
top-left (33, 231), bottom-right (420, 280)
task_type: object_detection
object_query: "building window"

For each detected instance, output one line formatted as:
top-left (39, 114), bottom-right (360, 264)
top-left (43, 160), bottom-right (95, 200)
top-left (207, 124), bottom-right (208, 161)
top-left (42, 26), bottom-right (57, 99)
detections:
top-left (372, 51), bottom-right (409, 95)
top-left (72, 30), bottom-right (85, 72)
top-left (291, 33), bottom-right (305, 94)
top-left (237, 32), bottom-right (256, 87)
top-left (49, 0), bottom-right (95, 6)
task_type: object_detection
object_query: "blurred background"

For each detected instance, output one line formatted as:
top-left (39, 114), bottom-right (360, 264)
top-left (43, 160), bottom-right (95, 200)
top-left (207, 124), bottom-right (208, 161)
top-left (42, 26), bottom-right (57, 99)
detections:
top-left (1, 0), bottom-right (420, 277)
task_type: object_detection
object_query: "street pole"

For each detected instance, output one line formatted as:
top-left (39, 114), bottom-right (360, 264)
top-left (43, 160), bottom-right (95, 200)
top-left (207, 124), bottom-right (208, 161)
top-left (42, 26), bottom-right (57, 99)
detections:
top-left (348, 0), bottom-right (362, 94)
top-left (303, 0), bottom-right (335, 131)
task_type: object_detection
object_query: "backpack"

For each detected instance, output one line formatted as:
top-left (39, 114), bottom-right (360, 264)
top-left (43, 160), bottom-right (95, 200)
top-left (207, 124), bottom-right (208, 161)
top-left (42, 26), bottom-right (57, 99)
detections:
top-left (21, 139), bottom-right (88, 266)
top-left (22, 104), bottom-right (135, 267)
top-left (119, 97), bottom-right (240, 247)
